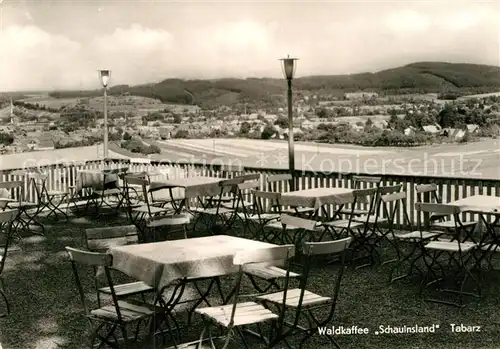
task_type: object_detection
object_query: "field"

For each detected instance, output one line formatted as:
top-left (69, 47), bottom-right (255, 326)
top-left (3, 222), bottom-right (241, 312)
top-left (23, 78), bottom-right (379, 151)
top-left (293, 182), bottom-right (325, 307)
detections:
top-left (19, 95), bottom-right (200, 115)
top-left (152, 138), bottom-right (500, 180)
top-left (0, 137), bottom-right (498, 180)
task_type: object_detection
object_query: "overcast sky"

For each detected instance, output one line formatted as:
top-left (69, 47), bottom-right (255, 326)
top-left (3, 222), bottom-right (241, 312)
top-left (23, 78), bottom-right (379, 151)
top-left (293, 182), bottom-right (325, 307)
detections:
top-left (0, 0), bottom-right (499, 91)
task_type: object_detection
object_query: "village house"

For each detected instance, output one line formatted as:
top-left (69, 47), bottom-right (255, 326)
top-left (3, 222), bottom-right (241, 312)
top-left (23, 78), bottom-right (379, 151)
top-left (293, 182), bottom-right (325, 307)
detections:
top-left (262, 114), bottom-right (278, 123)
top-left (466, 124), bottom-right (480, 133)
top-left (422, 124), bottom-right (442, 134)
top-left (442, 128), bottom-right (466, 141)
top-left (301, 120), bottom-right (314, 130)
top-left (404, 126), bottom-right (417, 136)
top-left (344, 92), bottom-right (379, 100)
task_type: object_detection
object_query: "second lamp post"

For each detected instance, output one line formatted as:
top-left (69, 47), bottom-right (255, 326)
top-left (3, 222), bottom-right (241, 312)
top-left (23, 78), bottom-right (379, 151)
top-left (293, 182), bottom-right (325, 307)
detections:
top-left (280, 55), bottom-right (298, 190)
top-left (98, 69), bottom-right (111, 159)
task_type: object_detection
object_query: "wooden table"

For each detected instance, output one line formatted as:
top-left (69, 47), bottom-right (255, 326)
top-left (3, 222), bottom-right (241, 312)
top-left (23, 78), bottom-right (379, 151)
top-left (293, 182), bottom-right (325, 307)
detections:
top-left (281, 187), bottom-right (358, 210)
top-left (451, 195), bottom-right (500, 215)
top-left (109, 235), bottom-right (278, 291)
top-left (150, 176), bottom-right (223, 199)
top-left (449, 195), bottom-right (500, 263)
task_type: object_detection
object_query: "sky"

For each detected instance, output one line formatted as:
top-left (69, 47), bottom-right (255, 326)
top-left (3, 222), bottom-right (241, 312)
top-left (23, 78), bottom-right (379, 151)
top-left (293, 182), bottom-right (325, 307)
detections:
top-left (0, 0), bottom-right (499, 91)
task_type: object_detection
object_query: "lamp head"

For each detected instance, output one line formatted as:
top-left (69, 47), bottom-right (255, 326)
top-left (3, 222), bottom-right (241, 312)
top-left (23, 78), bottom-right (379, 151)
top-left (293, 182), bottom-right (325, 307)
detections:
top-left (98, 70), bottom-right (111, 87)
top-left (279, 55), bottom-right (298, 80)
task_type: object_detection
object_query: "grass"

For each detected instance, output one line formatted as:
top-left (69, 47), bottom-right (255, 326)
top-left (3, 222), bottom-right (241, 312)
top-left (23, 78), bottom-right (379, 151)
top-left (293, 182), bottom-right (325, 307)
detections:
top-left (2, 211), bottom-right (500, 349)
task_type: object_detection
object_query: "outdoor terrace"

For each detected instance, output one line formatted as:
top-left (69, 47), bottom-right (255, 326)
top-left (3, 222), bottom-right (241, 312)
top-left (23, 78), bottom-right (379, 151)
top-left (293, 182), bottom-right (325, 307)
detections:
top-left (0, 158), bottom-right (499, 349)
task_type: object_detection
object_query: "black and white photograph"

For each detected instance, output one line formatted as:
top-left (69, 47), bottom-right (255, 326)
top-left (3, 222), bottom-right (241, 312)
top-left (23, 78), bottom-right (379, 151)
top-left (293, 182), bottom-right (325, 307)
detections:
top-left (0, 0), bottom-right (499, 348)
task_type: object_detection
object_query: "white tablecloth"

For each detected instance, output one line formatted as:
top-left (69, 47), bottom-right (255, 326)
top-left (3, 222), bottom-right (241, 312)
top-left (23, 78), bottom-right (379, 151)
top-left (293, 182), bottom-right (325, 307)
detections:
top-left (110, 235), bottom-right (278, 290)
top-left (280, 187), bottom-right (358, 209)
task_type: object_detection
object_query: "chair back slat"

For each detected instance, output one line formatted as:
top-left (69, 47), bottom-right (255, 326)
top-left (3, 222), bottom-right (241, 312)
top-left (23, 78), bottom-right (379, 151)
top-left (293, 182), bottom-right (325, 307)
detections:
top-left (252, 190), bottom-right (281, 201)
top-left (352, 175), bottom-right (382, 183)
top-left (220, 177), bottom-right (245, 187)
top-left (233, 244), bottom-right (295, 265)
top-left (85, 225), bottom-right (138, 240)
top-left (266, 174), bottom-right (292, 183)
top-left (280, 214), bottom-right (318, 231)
top-left (103, 167), bottom-right (129, 175)
top-left (415, 183), bottom-right (438, 194)
top-left (146, 214), bottom-right (190, 227)
top-left (85, 225), bottom-right (139, 251)
top-left (0, 181), bottom-right (23, 189)
top-left (66, 246), bottom-right (112, 266)
top-left (353, 187), bottom-right (378, 198)
top-left (238, 181), bottom-right (260, 190)
top-left (381, 191), bottom-right (407, 203)
top-left (303, 237), bottom-right (351, 256)
top-left (415, 202), bottom-right (460, 215)
top-left (237, 173), bottom-right (260, 182)
top-left (378, 184), bottom-right (403, 195)
top-left (124, 176), bottom-right (148, 186)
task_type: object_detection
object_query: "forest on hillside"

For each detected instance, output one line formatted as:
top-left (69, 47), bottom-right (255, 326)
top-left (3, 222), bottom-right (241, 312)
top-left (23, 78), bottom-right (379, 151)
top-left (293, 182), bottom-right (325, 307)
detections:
top-left (47, 62), bottom-right (500, 107)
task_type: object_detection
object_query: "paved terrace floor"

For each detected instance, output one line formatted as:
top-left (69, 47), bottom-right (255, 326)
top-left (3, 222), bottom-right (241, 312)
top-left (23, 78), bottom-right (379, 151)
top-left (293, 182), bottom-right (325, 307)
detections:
top-left (1, 208), bottom-right (500, 349)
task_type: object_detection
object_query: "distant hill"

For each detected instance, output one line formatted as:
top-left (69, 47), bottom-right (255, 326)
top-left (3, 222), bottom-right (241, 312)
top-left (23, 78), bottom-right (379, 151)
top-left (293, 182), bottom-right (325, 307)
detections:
top-left (47, 62), bottom-right (500, 107)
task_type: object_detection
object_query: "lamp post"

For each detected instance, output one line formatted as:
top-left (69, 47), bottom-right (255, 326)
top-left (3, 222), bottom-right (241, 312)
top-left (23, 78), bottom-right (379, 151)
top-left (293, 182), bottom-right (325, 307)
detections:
top-left (98, 69), bottom-right (111, 159)
top-left (280, 55), bottom-right (298, 190)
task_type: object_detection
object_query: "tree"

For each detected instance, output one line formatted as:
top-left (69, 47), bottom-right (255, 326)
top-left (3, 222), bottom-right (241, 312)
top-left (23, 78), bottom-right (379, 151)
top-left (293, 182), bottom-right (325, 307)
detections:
top-left (174, 130), bottom-right (189, 138)
top-left (0, 133), bottom-right (14, 145)
top-left (261, 125), bottom-right (276, 140)
top-left (239, 121), bottom-right (251, 135)
top-left (437, 105), bottom-right (457, 128)
top-left (173, 114), bottom-right (182, 124)
top-left (274, 116), bottom-right (288, 129)
top-left (316, 108), bottom-right (328, 118)
top-left (123, 132), bottom-right (132, 141)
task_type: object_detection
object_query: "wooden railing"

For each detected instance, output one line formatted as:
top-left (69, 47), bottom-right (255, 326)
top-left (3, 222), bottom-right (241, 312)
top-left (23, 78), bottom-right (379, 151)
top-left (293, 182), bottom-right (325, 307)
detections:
top-left (1, 158), bottom-right (498, 228)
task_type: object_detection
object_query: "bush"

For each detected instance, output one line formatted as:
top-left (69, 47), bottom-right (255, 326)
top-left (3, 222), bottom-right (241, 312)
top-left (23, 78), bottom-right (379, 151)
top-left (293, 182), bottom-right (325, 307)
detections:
top-left (0, 132), bottom-right (14, 145)
top-left (173, 130), bottom-right (189, 139)
top-left (121, 139), bottom-right (160, 154)
top-left (261, 125), bottom-right (276, 139)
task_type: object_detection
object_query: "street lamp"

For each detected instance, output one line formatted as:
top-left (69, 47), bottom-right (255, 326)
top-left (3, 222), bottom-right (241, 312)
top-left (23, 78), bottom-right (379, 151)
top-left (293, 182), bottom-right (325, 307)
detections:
top-left (279, 55), bottom-right (298, 190)
top-left (98, 69), bottom-right (111, 159)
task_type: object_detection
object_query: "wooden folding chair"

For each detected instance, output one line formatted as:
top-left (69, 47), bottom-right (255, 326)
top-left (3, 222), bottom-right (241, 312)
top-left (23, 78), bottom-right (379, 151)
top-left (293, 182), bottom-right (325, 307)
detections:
top-left (352, 184), bottom-right (403, 265)
top-left (165, 245), bottom-right (295, 349)
top-left (415, 183), bottom-right (478, 235)
top-left (250, 191), bottom-right (296, 243)
top-left (416, 203), bottom-right (480, 307)
top-left (65, 247), bottom-right (161, 348)
top-left (92, 167), bottom-right (129, 216)
top-left (0, 181), bottom-right (43, 235)
top-left (389, 194), bottom-right (445, 283)
top-left (123, 175), bottom-right (171, 235)
top-left (221, 216), bottom-right (306, 302)
top-left (29, 172), bottom-right (69, 221)
top-left (323, 188), bottom-right (378, 268)
top-left (191, 177), bottom-right (245, 234)
top-left (0, 209), bottom-right (19, 317)
top-left (233, 181), bottom-right (261, 237)
top-left (84, 225), bottom-right (155, 307)
top-left (336, 175), bottom-right (382, 218)
top-left (257, 237), bottom-right (351, 349)
top-left (220, 173), bottom-right (260, 210)
top-left (209, 173), bottom-right (259, 212)
top-left (266, 174), bottom-right (315, 217)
